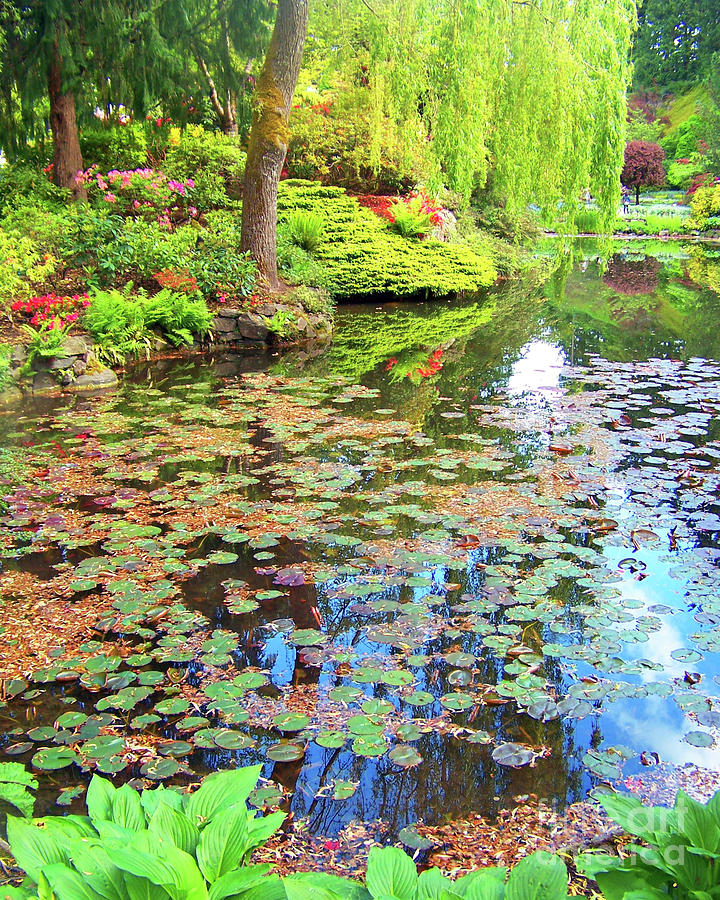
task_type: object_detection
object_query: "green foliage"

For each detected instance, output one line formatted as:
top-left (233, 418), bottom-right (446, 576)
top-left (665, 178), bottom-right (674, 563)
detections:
top-left (617, 213), bottom-right (689, 235)
top-left (574, 208), bottom-right (603, 234)
top-left (164, 126), bottom-right (246, 184)
top-left (4, 765), bottom-right (283, 900)
top-left (626, 107), bottom-right (661, 143)
top-left (286, 90), bottom-right (419, 192)
top-left (0, 164), bottom-right (68, 214)
top-left (578, 788), bottom-right (720, 900)
top-left (141, 290), bottom-right (214, 346)
top-left (277, 181), bottom-right (496, 298)
top-left (19, 324), bottom-right (69, 373)
top-left (80, 124), bottom-right (149, 171)
top-left (0, 762), bottom-right (37, 818)
top-left (83, 285), bottom-right (153, 361)
top-left (287, 210), bottom-right (325, 251)
top-left (84, 283), bottom-right (212, 361)
top-left (0, 344), bottom-right (12, 390)
top-left (691, 182), bottom-right (720, 228)
top-left (284, 847), bottom-right (568, 900)
top-left (667, 160), bottom-right (703, 191)
top-left (389, 197), bottom-right (432, 238)
top-left (0, 230), bottom-right (57, 312)
top-left (309, 0), bottom-right (635, 223)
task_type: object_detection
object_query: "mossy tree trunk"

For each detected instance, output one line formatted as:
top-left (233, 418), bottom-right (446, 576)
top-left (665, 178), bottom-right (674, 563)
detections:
top-left (241, 0), bottom-right (308, 290)
top-left (48, 34), bottom-right (86, 202)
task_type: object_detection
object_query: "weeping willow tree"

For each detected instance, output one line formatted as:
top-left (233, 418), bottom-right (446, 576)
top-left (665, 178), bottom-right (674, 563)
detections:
top-left (307, 0), bottom-right (637, 229)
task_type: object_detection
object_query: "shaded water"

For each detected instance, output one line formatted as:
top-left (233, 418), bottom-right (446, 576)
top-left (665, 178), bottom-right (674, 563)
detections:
top-left (1, 239), bottom-right (720, 835)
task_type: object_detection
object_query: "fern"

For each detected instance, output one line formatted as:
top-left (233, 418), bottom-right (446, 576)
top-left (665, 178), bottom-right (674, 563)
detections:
top-left (287, 210), bottom-right (325, 252)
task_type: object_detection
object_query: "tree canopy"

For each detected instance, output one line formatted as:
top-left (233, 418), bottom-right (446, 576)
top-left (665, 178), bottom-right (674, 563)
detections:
top-left (307, 0), bottom-right (637, 227)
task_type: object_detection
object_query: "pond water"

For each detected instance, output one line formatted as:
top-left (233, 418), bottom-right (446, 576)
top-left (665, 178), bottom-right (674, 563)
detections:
top-left (1, 239), bottom-right (720, 837)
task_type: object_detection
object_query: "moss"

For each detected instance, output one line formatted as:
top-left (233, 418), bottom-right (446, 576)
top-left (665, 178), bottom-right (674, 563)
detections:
top-left (253, 52), bottom-right (290, 150)
top-left (277, 180), bottom-right (497, 299)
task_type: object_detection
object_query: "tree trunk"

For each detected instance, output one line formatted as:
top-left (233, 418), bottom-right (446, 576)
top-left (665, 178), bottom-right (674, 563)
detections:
top-left (635, 185), bottom-right (640, 205)
top-left (48, 38), bottom-right (86, 201)
top-left (241, 0), bottom-right (309, 290)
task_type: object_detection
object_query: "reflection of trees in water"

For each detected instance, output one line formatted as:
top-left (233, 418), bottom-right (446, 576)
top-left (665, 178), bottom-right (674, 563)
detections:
top-left (602, 255), bottom-right (661, 297)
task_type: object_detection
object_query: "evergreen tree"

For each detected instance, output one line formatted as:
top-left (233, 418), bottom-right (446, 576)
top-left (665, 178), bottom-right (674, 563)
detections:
top-left (0, 0), bottom-right (94, 197)
top-left (633, 0), bottom-right (720, 89)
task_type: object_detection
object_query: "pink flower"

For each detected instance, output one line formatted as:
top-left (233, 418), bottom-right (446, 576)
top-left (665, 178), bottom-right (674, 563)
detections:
top-left (104, 193), bottom-right (116, 203)
top-left (186, 179), bottom-right (195, 189)
top-left (133, 199), bottom-right (141, 208)
top-left (188, 206), bottom-right (198, 218)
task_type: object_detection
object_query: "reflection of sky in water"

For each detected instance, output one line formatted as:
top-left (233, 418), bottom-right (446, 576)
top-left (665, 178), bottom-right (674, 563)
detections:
top-left (507, 339), bottom-right (567, 399)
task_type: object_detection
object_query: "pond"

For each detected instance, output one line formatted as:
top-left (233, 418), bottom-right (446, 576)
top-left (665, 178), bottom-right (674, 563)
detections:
top-left (1, 238), bottom-right (720, 838)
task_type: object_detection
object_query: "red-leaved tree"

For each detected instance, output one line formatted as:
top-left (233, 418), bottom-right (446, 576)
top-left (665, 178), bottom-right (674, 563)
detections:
top-left (622, 141), bottom-right (666, 205)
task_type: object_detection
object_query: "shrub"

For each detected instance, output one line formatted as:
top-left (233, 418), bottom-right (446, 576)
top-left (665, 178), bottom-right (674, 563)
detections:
top-left (163, 125), bottom-right (246, 205)
top-left (163, 125), bottom-right (246, 182)
top-left (278, 180), bottom-right (496, 298)
top-left (77, 166), bottom-right (196, 222)
top-left (691, 180), bottom-right (720, 229)
top-left (287, 210), bottom-right (325, 251)
top-left (286, 89), bottom-right (422, 192)
top-left (79, 123), bottom-right (149, 171)
top-left (0, 230), bottom-right (57, 313)
top-left (666, 159), bottom-right (704, 190)
top-left (0, 163), bottom-right (68, 214)
top-left (141, 290), bottom-right (213, 345)
top-left (11, 292), bottom-right (90, 328)
top-left (4, 765), bottom-right (282, 900)
top-left (574, 207), bottom-right (602, 233)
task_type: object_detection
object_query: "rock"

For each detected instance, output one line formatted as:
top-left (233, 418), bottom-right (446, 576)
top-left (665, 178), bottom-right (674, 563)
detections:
top-left (10, 346), bottom-right (27, 365)
top-left (295, 317), bottom-right (308, 333)
top-left (48, 356), bottom-right (75, 370)
top-left (153, 336), bottom-right (170, 351)
top-left (32, 371), bottom-right (56, 392)
top-left (72, 358), bottom-right (88, 376)
top-left (256, 303), bottom-right (277, 317)
top-left (212, 314), bottom-right (239, 333)
top-left (217, 307), bottom-right (244, 317)
top-left (60, 370), bottom-right (74, 386)
top-left (69, 368), bottom-right (118, 391)
top-left (237, 314), bottom-right (269, 342)
top-left (214, 332), bottom-right (237, 343)
top-left (0, 385), bottom-right (23, 405)
top-left (61, 336), bottom-right (87, 357)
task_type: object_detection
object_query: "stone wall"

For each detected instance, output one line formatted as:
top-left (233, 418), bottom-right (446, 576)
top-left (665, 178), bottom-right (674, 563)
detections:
top-left (7, 336), bottom-right (118, 399)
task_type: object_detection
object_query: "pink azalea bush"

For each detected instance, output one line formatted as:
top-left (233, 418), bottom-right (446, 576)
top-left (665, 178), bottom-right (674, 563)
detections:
top-left (76, 166), bottom-right (196, 224)
top-left (11, 292), bottom-right (90, 329)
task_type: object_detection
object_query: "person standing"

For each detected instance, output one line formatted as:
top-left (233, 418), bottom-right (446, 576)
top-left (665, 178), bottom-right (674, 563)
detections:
top-left (621, 184), bottom-right (630, 215)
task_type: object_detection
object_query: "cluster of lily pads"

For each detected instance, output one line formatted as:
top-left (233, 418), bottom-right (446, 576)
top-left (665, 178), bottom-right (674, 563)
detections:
top-left (0, 347), bottom-right (719, 827)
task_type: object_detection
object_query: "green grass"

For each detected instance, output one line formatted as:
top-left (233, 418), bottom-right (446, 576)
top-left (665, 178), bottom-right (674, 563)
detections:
top-left (662, 85), bottom-right (709, 134)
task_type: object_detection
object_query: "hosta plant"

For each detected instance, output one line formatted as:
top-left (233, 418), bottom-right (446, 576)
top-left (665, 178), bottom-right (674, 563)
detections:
top-left (578, 789), bottom-right (720, 900)
top-left (283, 846), bottom-right (569, 900)
top-left (3, 764), bottom-right (283, 900)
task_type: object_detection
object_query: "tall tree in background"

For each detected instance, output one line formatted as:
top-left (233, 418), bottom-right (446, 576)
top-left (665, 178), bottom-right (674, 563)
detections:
top-left (241, 0), bottom-right (309, 288)
top-left (160, 0), bottom-right (271, 135)
top-left (0, 0), bottom-right (92, 197)
top-left (633, 0), bottom-right (720, 88)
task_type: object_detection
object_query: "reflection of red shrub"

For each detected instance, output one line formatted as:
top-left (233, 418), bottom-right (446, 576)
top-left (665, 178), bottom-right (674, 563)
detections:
top-left (603, 255), bottom-right (661, 296)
